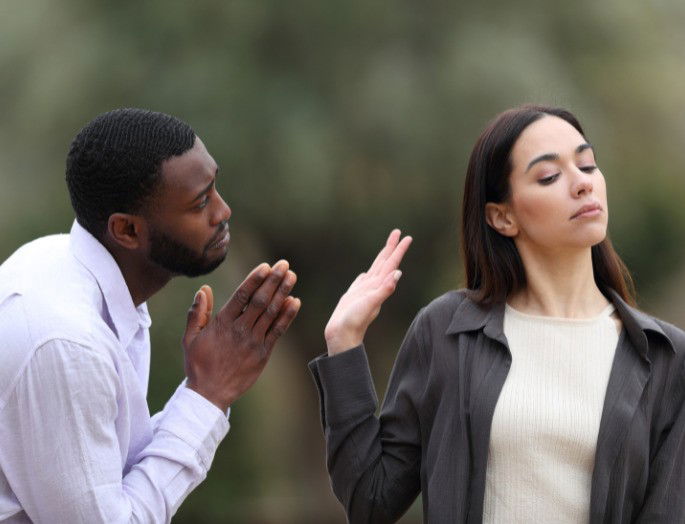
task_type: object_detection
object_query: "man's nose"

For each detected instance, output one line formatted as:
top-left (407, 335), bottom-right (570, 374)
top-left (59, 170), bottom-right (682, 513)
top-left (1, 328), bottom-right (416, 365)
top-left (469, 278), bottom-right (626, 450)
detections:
top-left (212, 193), bottom-right (231, 225)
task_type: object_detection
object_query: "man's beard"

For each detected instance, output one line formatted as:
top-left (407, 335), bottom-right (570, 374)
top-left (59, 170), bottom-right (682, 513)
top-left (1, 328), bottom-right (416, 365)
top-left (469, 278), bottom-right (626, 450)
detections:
top-left (148, 226), bottom-right (227, 277)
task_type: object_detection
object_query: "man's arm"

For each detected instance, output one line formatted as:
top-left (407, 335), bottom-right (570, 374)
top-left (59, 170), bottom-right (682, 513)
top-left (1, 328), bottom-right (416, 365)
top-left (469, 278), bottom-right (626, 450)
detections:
top-left (0, 262), bottom-right (300, 523)
top-left (0, 338), bottom-right (226, 523)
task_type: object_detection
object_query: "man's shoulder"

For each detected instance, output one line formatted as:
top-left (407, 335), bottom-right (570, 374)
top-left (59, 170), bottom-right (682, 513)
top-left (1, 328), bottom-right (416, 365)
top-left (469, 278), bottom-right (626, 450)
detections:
top-left (0, 233), bottom-right (71, 291)
top-left (0, 235), bottom-right (120, 401)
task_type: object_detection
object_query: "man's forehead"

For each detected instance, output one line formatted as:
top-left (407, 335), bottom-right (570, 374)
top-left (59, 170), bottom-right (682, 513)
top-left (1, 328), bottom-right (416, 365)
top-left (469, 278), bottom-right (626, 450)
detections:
top-left (159, 137), bottom-right (217, 192)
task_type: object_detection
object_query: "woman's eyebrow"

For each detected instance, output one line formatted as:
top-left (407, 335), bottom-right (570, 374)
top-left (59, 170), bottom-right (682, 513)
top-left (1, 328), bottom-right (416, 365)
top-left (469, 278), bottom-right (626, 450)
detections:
top-left (525, 143), bottom-right (594, 173)
top-left (525, 153), bottom-right (558, 173)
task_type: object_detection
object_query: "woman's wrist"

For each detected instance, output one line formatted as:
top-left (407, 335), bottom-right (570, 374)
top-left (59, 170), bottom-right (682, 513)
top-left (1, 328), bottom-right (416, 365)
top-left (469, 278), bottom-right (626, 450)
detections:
top-left (325, 324), bottom-right (363, 356)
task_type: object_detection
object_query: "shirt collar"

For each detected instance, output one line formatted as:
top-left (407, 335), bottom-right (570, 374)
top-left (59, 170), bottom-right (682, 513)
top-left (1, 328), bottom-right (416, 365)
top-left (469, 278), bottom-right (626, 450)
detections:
top-left (69, 220), bottom-right (151, 349)
top-left (446, 288), bottom-right (674, 359)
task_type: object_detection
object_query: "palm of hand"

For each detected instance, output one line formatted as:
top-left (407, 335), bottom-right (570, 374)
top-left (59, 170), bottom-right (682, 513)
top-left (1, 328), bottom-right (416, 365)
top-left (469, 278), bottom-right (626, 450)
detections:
top-left (325, 230), bottom-right (412, 355)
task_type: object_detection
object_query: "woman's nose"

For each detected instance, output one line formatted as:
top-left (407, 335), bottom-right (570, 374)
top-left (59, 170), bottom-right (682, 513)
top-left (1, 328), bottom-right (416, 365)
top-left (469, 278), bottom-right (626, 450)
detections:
top-left (573, 171), bottom-right (593, 197)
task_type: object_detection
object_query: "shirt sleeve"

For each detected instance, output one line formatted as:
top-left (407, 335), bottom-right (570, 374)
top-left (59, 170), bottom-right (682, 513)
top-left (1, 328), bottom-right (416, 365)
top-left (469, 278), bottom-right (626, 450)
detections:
top-left (308, 312), bottom-right (428, 524)
top-left (0, 338), bottom-right (229, 524)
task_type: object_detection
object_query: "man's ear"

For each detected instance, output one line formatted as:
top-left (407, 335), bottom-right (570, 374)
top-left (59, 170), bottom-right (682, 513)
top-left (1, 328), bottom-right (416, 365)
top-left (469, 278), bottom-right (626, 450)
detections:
top-left (484, 202), bottom-right (518, 237)
top-left (106, 213), bottom-right (147, 250)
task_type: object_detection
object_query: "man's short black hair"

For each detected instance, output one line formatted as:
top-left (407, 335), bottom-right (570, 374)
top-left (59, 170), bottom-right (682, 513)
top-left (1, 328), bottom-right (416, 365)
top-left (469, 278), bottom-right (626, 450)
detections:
top-left (66, 108), bottom-right (196, 238)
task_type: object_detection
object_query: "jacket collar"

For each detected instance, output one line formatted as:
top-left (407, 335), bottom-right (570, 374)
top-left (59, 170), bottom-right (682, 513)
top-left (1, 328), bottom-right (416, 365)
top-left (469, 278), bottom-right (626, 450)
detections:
top-left (445, 291), bottom-right (508, 347)
top-left (446, 288), bottom-right (674, 359)
top-left (606, 288), bottom-right (674, 358)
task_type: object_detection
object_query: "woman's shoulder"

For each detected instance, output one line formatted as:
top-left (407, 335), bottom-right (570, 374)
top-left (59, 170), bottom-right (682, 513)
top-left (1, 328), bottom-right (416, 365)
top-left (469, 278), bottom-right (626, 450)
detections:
top-left (414, 288), bottom-right (489, 333)
top-left (650, 315), bottom-right (685, 355)
top-left (418, 288), bottom-right (474, 318)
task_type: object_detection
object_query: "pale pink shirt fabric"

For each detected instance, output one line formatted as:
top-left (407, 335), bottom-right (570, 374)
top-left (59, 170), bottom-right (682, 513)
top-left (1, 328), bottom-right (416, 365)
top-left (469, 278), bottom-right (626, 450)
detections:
top-left (0, 221), bottom-right (230, 523)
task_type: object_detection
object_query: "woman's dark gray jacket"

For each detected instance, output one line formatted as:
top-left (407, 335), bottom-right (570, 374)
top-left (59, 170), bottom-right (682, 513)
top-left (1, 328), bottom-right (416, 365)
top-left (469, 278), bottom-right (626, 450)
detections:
top-left (309, 289), bottom-right (685, 523)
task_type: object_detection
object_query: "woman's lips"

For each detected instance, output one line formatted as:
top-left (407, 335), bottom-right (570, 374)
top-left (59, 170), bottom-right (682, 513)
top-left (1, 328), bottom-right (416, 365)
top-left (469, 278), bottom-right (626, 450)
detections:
top-left (571, 203), bottom-right (602, 219)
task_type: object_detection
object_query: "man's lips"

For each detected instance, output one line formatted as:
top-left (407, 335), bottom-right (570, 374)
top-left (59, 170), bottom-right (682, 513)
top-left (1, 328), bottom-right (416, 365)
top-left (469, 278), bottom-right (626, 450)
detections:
top-left (570, 203), bottom-right (602, 220)
top-left (208, 228), bottom-right (230, 249)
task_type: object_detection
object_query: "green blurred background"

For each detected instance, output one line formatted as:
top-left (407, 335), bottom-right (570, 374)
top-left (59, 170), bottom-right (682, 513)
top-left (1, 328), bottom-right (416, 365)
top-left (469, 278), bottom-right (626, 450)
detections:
top-left (3, 1), bottom-right (685, 522)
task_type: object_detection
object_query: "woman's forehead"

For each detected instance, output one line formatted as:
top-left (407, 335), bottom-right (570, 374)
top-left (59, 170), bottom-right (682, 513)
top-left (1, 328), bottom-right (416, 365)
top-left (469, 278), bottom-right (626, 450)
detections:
top-left (512, 116), bottom-right (586, 164)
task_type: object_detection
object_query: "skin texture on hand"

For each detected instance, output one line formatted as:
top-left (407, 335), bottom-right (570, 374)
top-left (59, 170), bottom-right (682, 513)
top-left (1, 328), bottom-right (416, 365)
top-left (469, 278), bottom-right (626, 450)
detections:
top-left (182, 260), bottom-right (301, 412)
top-left (325, 229), bottom-right (412, 356)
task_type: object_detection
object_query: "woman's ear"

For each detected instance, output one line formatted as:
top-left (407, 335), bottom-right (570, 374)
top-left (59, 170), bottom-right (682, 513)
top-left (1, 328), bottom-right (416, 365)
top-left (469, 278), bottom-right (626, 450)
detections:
top-left (484, 202), bottom-right (518, 237)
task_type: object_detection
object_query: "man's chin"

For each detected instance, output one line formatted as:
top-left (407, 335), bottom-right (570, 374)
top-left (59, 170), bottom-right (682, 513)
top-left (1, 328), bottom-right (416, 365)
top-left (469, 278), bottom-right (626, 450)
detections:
top-left (180, 252), bottom-right (228, 278)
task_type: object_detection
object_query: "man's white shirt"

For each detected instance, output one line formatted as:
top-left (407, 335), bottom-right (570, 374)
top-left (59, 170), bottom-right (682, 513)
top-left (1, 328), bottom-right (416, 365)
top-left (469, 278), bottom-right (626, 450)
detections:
top-left (0, 221), bottom-right (230, 523)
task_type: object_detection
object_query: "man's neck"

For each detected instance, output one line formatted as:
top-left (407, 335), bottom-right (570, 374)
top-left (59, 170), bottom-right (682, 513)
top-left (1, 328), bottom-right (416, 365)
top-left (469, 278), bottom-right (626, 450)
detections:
top-left (103, 242), bottom-right (172, 307)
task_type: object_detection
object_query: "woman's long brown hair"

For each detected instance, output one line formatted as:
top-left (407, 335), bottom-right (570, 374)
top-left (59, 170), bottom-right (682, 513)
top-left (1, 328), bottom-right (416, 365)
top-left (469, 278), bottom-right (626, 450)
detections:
top-left (461, 105), bottom-right (635, 306)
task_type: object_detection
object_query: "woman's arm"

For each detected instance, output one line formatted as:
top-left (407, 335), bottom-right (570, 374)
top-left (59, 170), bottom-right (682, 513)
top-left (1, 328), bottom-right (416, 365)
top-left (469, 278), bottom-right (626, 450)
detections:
top-left (635, 357), bottom-right (685, 522)
top-left (324, 230), bottom-right (412, 356)
top-left (311, 230), bottom-right (429, 523)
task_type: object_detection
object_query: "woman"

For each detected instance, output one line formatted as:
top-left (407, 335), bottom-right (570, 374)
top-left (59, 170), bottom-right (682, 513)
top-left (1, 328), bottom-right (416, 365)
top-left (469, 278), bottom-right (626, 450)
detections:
top-left (309, 105), bottom-right (685, 523)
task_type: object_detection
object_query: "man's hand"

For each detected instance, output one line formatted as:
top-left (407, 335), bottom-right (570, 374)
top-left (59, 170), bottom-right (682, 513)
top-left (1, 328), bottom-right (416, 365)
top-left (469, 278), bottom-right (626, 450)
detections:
top-left (182, 260), bottom-right (301, 412)
top-left (324, 230), bottom-right (412, 356)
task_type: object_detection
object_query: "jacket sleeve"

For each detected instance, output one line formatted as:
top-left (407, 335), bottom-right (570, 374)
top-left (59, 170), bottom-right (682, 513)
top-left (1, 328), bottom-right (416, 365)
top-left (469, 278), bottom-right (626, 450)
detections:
top-left (309, 312), bottom-right (428, 524)
top-left (635, 356), bottom-right (685, 523)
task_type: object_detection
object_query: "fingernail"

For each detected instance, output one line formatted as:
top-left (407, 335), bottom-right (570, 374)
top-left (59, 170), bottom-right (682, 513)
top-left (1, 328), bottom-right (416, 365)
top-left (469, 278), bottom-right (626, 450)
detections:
top-left (193, 290), bottom-right (202, 304)
top-left (393, 270), bottom-right (402, 282)
top-left (257, 263), bottom-right (270, 278)
top-left (273, 259), bottom-right (288, 275)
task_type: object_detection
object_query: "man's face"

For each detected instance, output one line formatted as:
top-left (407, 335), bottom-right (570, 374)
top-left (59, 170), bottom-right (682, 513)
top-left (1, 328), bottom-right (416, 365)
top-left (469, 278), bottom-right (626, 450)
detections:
top-left (145, 137), bottom-right (231, 277)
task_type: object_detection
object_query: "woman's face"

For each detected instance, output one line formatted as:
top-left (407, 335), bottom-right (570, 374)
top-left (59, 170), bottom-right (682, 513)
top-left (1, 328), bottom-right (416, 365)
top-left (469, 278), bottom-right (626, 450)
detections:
top-left (489, 115), bottom-right (608, 253)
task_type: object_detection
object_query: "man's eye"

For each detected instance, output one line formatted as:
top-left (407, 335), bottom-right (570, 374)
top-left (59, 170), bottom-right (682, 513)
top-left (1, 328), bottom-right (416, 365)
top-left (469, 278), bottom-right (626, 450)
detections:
top-left (197, 196), bottom-right (210, 209)
top-left (579, 165), bottom-right (597, 173)
top-left (538, 173), bottom-right (560, 185)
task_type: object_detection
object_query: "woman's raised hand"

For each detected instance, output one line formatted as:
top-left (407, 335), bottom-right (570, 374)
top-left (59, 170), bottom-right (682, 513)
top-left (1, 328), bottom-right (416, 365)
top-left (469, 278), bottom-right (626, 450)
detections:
top-left (324, 230), bottom-right (412, 356)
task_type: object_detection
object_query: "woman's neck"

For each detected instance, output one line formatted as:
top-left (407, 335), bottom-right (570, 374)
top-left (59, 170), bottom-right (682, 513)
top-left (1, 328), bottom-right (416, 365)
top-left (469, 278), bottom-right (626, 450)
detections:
top-left (507, 244), bottom-right (610, 318)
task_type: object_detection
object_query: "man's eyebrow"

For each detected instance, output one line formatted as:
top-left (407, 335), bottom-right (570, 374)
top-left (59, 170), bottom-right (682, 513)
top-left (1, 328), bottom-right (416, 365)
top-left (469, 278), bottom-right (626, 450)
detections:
top-left (576, 143), bottom-right (593, 154)
top-left (191, 179), bottom-right (215, 203)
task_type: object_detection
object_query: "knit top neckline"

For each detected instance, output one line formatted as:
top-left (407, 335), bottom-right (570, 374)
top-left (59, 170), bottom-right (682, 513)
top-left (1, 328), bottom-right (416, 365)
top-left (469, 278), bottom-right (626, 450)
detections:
top-left (504, 303), bottom-right (616, 324)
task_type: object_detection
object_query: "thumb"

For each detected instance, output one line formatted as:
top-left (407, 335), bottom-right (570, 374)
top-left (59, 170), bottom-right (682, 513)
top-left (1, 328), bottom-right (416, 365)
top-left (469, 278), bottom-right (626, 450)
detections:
top-left (183, 286), bottom-right (211, 348)
top-left (199, 284), bottom-right (214, 327)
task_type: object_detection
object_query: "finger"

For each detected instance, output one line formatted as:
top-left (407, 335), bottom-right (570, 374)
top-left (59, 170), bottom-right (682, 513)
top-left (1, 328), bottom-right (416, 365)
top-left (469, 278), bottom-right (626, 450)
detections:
top-left (372, 269), bottom-right (403, 303)
top-left (220, 263), bottom-right (271, 320)
top-left (379, 235), bottom-right (412, 275)
top-left (199, 285), bottom-right (214, 328)
top-left (183, 286), bottom-right (210, 348)
top-left (356, 269), bottom-right (403, 322)
top-left (264, 297), bottom-right (302, 350)
top-left (253, 269), bottom-right (297, 338)
top-left (239, 260), bottom-right (290, 327)
top-left (367, 229), bottom-right (401, 275)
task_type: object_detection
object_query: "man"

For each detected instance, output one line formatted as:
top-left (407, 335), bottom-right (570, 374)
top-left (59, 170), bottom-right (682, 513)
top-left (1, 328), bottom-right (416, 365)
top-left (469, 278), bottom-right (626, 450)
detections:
top-left (0, 108), bottom-right (301, 522)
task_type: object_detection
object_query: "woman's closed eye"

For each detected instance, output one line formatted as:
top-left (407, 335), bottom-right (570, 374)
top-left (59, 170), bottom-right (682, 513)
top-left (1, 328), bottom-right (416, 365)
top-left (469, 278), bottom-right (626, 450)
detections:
top-left (538, 173), bottom-right (560, 185)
